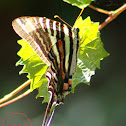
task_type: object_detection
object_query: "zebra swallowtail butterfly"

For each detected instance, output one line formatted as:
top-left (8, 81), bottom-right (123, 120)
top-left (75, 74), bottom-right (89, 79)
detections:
top-left (12, 16), bottom-right (80, 125)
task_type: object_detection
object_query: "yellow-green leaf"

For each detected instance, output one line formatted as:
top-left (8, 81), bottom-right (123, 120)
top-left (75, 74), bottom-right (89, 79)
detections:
top-left (72, 17), bottom-right (109, 92)
top-left (16, 39), bottom-right (50, 103)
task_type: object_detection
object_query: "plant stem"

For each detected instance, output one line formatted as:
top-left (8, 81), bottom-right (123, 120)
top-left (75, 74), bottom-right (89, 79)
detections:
top-left (98, 4), bottom-right (126, 30)
top-left (0, 79), bottom-right (31, 104)
top-left (89, 5), bottom-right (111, 15)
top-left (0, 89), bottom-right (31, 108)
top-left (75, 7), bottom-right (85, 23)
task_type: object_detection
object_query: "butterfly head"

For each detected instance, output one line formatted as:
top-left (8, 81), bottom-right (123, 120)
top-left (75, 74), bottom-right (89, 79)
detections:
top-left (72, 27), bottom-right (79, 38)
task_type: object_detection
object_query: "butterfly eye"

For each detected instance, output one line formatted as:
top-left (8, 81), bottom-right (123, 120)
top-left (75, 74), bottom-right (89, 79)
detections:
top-left (76, 27), bottom-right (79, 32)
top-left (72, 27), bottom-right (79, 34)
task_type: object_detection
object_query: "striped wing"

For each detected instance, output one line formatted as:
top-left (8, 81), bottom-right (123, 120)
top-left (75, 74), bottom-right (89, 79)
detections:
top-left (12, 16), bottom-right (72, 66)
top-left (45, 28), bottom-right (80, 103)
top-left (12, 16), bottom-right (79, 102)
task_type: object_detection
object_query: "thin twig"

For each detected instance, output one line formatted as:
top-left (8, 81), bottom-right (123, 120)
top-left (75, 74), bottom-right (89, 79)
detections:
top-left (99, 4), bottom-right (126, 30)
top-left (89, 5), bottom-right (111, 15)
top-left (75, 7), bottom-right (85, 23)
top-left (0, 79), bottom-right (31, 104)
top-left (0, 89), bottom-right (32, 108)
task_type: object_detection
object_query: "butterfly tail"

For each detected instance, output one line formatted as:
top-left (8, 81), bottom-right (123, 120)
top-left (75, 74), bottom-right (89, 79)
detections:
top-left (42, 93), bottom-right (56, 126)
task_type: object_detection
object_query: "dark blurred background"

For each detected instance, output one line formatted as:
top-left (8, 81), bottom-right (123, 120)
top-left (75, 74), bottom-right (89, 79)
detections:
top-left (0, 0), bottom-right (126, 126)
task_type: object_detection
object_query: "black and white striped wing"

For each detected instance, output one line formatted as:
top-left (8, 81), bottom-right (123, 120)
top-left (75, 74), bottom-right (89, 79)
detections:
top-left (12, 16), bottom-right (80, 96)
top-left (12, 16), bottom-right (72, 66)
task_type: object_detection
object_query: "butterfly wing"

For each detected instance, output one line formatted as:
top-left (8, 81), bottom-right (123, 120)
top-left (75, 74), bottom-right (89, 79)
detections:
top-left (12, 16), bottom-right (79, 98)
top-left (12, 16), bottom-right (72, 66)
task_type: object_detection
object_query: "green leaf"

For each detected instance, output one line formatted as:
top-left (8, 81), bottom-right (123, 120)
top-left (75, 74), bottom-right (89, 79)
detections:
top-left (36, 78), bottom-right (50, 103)
top-left (72, 17), bottom-right (109, 92)
top-left (16, 39), bottom-right (50, 103)
top-left (63, 0), bottom-right (94, 8)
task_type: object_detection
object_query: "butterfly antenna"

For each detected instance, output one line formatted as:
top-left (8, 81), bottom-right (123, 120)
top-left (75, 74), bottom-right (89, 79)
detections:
top-left (54, 15), bottom-right (72, 28)
top-left (75, 7), bottom-right (85, 23)
top-left (42, 93), bottom-right (56, 126)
